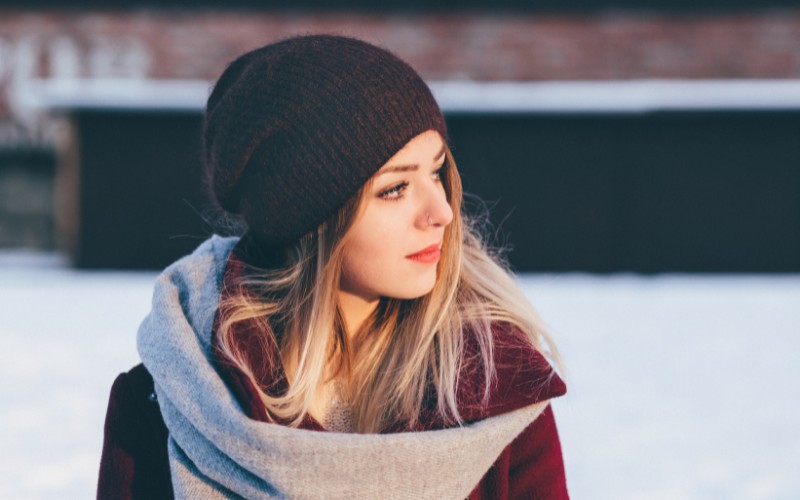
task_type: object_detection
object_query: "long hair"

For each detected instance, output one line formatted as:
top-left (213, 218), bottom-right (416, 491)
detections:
top-left (216, 145), bottom-right (561, 433)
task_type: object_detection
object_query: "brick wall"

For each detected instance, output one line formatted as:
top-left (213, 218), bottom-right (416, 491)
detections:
top-left (2, 9), bottom-right (800, 124)
top-left (2, 8), bottom-right (800, 250)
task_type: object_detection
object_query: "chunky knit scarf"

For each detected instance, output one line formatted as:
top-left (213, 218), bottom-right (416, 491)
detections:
top-left (137, 235), bottom-right (549, 499)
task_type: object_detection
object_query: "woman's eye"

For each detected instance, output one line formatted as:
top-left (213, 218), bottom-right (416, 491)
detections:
top-left (378, 182), bottom-right (408, 200)
top-left (432, 162), bottom-right (448, 181)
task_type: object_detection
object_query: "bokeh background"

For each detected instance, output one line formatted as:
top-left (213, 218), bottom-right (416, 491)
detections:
top-left (1, 0), bottom-right (799, 498)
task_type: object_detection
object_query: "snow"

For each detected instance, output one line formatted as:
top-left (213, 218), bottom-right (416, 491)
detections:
top-left (1, 250), bottom-right (798, 499)
top-left (523, 275), bottom-right (800, 500)
top-left (18, 78), bottom-right (800, 114)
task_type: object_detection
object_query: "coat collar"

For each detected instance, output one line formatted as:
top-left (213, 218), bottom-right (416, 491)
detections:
top-left (212, 234), bottom-right (565, 432)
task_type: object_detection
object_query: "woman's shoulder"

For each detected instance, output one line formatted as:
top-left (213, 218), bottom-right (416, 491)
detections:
top-left (98, 363), bottom-right (172, 498)
top-left (105, 364), bottom-right (169, 439)
top-left (457, 322), bottom-right (566, 421)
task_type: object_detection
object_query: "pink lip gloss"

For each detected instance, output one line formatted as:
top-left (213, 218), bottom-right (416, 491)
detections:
top-left (406, 244), bottom-right (441, 264)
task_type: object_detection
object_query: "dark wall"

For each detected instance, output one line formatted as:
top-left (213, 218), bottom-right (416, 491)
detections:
top-left (69, 109), bottom-right (800, 272)
top-left (73, 111), bottom-right (210, 269)
top-left (448, 111), bottom-right (800, 273)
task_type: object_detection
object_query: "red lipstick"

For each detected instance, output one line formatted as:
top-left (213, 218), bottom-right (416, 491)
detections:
top-left (406, 243), bottom-right (441, 264)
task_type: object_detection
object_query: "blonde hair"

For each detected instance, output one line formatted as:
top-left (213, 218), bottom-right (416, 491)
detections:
top-left (216, 146), bottom-right (561, 433)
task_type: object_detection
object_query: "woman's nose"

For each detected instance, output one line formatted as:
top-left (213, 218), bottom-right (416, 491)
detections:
top-left (418, 186), bottom-right (453, 228)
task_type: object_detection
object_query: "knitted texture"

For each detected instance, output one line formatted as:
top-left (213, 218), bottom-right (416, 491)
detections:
top-left (203, 34), bottom-right (448, 248)
top-left (136, 235), bottom-right (550, 499)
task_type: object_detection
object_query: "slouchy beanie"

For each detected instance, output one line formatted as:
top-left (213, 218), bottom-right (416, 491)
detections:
top-left (203, 34), bottom-right (448, 248)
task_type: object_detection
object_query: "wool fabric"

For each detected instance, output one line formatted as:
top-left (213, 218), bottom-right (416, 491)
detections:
top-left (136, 235), bottom-right (551, 499)
top-left (203, 34), bottom-right (448, 248)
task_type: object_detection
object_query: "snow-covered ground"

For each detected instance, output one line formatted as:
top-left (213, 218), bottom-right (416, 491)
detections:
top-left (1, 250), bottom-right (798, 499)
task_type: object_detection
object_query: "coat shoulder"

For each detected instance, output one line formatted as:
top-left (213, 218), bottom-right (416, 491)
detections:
top-left (97, 363), bottom-right (172, 499)
top-left (492, 322), bottom-right (566, 401)
top-left (458, 322), bottom-right (566, 420)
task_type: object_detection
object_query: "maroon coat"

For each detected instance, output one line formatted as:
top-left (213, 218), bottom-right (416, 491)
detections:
top-left (98, 242), bottom-right (569, 499)
top-left (98, 348), bottom-right (567, 498)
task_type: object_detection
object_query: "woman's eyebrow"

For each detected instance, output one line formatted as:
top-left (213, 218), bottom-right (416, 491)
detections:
top-left (377, 145), bottom-right (446, 175)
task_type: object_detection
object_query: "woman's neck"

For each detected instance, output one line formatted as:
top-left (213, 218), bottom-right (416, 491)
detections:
top-left (337, 289), bottom-right (379, 337)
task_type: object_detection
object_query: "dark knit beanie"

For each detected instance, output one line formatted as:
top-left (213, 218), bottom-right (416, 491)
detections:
top-left (204, 34), bottom-right (448, 248)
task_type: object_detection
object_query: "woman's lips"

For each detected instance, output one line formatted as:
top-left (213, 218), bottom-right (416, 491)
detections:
top-left (406, 243), bottom-right (441, 264)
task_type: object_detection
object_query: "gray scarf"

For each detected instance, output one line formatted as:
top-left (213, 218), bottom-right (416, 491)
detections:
top-left (137, 235), bottom-right (549, 499)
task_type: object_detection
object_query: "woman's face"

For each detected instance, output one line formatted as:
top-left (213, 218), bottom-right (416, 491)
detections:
top-left (340, 130), bottom-right (454, 303)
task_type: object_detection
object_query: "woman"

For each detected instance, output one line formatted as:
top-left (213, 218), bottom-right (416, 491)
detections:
top-left (98, 34), bottom-right (568, 499)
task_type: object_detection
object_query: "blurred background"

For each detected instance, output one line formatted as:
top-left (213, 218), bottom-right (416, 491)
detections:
top-left (1, 0), bottom-right (799, 498)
